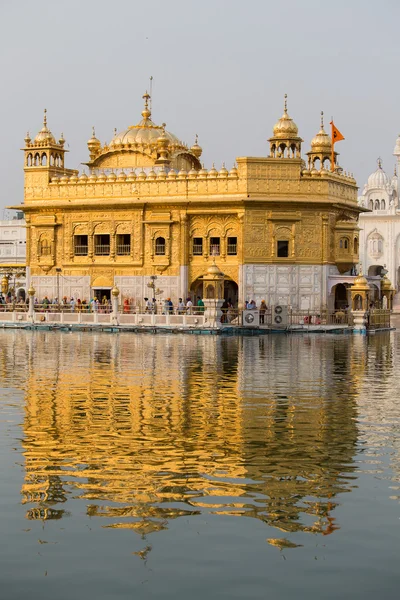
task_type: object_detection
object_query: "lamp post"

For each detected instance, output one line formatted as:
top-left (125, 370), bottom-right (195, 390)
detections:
top-left (55, 268), bottom-right (62, 306)
top-left (146, 275), bottom-right (163, 311)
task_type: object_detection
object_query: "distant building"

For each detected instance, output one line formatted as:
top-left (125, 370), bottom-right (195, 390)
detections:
top-left (358, 149), bottom-right (400, 309)
top-left (13, 94), bottom-right (361, 309)
top-left (0, 213), bottom-right (27, 299)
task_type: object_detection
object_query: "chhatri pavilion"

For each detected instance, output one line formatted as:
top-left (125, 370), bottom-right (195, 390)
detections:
top-left (15, 92), bottom-right (362, 309)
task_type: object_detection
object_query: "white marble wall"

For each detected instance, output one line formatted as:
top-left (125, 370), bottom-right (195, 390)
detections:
top-left (31, 276), bottom-right (91, 301)
top-left (115, 275), bottom-right (180, 304)
top-left (243, 264), bottom-right (327, 310)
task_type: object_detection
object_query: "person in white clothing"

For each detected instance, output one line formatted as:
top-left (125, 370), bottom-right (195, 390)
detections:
top-left (186, 297), bottom-right (193, 314)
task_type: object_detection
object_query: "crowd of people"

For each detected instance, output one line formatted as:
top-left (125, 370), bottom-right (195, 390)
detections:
top-left (139, 296), bottom-right (205, 315)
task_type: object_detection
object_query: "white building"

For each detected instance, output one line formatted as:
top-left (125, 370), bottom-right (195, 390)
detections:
top-left (0, 213), bottom-right (27, 299)
top-left (358, 146), bottom-right (400, 309)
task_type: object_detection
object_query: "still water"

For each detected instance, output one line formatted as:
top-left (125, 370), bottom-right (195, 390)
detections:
top-left (0, 329), bottom-right (399, 599)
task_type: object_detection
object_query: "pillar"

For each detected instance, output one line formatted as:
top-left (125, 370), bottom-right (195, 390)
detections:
top-left (27, 285), bottom-right (35, 322)
top-left (111, 286), bottom-right (119, 325)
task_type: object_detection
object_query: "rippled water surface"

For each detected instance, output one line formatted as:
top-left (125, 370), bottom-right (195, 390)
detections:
top-left (1, 329), bottom-right (400, 599)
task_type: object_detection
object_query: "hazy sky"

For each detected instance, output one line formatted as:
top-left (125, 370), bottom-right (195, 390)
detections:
top-left (1, 0), bottom-right (399, 213)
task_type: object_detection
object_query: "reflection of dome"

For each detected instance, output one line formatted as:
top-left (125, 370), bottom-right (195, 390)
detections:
top-left (367, 159), bottom-right (390, 189)
top-left (272, 95), bottom-right (298, 138)
top-left (34, 109), bottom-right (56, 144)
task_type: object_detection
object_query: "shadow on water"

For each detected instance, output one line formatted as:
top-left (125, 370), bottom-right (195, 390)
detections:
top-left (0, 330), bottom-right (395, 544)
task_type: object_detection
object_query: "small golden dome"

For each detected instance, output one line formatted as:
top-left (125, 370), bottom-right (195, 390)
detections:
top-left (34, 109), bottom-right (56, 144)
top-left (60, 174), bottom-right (69, 183)
top-left (218, 163), bottom-right (228, 177)
top-left (157, 167), bottom-right (167, 180)
top-left (24, 131), bottom-right (31, 145)
top-left (88, 126), bottom-right (101, 148)
top-left (127, 169), bottom-right (136, 182)
top-left (208, 163), bottom-right (218, 178)
top-left (310, 112), bottom-right (332, 152)
top-left (167, 168), bottom-right (177, 180)
top-left (117, 170), bottom-right (127, 181)
top-left (97, 172), bottom-right (107, 182)
top-left (79, 172), bottom-right (88, 182)
top-left (353, 274), bottom-right (369, 288)
top-left (88, 172), bottom-right (97, 182)
top-left (147, 169), bottom-right (157, 180)
top-left (207, 261), bottom-right (224, 277)
top-left (381, 275), bottom-right (393, 290)
top-left (188, 166), bottom-right (198, 179)
top-left (178, 167), bottom-right (187, 179)
top-left (229, 165), bottom-right (238, 178)
top-left (198, 165), bottom-right (208, 179)
top-left (107, 171), bottom-right (117, 182)
top-left (190, 134), bottom-right (202, 158)
top-left (70, 174), bottom-right (78, 183)
top-left (272, 95), bottom-right (298, 138)
top-left (137, 169), bottom-right (147, 180)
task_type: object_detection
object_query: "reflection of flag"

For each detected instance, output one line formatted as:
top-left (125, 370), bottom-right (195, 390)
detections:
top-left (330, 121), bottom-right (344, 144)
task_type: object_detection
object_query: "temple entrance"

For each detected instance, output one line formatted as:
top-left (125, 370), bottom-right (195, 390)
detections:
top-left (92, 288), bottom-right (111, 302)
top-left (334, 283), bottom-right (348, 309)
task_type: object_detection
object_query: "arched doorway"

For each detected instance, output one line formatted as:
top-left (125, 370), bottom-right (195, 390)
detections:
top-left (190, 277), bottom-right (238, 306)
top-left (368, 265), bottom-right (384, 276)
top-left (334, 283), bottom-right (348, 309)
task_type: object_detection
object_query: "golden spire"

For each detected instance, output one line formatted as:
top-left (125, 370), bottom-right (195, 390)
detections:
top-left (320, 110), bottom-right (324, 130)
top-left (92, 126), bottom-right (96, 137)
top-left (43, 108), bottom-right (47, 127)
top-left (142, 91), bottom-right (151, 120)
top-left (377, 157), bottom-right (382, 169)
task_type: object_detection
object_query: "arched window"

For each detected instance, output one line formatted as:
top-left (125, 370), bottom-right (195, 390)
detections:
top-left (354, 237), bottom-right (359, 254)
top-left (339, 238), bottom-right (349, 250)
top-left (381, 199), bottom-right (386, 210)
top-left (40, 239), bottom-right (51, 256)
top-left (41, 153), bottom-right (47, 166)
top-left (34, 153), bottom-right (40, 166)
top-left (155, 237), bottom-right (166, 255)
top-left (27, 154), bottom-right (33, 167)
top-left (369, 200), bottom-right (374, 210)
top-left (378, 239), bottom-right (383, 253)
top-left (375, 200), bottom-right (380, 210)
top-left (50, 153), bottom-right (55, 166)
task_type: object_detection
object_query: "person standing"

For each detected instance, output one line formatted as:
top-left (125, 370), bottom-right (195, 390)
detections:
top-left (259, 299), bottom-right (267, 324)
top-left (196, 296), bottom-right (204, 314)
top-left (186, 297), bottom-right (193, 314)
top-left (177, 298), bottom-right (185, 314)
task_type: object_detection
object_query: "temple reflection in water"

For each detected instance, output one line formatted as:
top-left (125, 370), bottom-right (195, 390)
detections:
top-left (1, 330), bottom-right (391, 538)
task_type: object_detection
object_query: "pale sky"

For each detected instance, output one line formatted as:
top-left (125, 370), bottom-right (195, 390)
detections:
top-left (0, 0), bottom-right (399, 214)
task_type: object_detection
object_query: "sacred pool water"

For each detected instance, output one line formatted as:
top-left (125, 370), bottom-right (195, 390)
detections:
top-left (0, 329), bottom-right (399, 599)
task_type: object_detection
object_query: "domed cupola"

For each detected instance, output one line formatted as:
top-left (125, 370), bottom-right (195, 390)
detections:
top-left (306, 112), bottom-right (336, 171)
top-left (366, 158), bottom-right (390, 190)
top-left (190, 134), bottom-right (202, 159)
top-left (33, 109), bottom-right (56, 145)
top-left (268, 94), bottom-right (303, 159)
top-left (87, 126), bottom-right (101, 161)
top-left (393, 133), bottom-right (400, 157)
top-left (85, 91), bottom-right (203, 172)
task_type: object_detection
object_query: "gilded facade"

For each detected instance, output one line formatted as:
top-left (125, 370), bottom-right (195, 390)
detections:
top-left (15, 94), bottom-right (363, 309)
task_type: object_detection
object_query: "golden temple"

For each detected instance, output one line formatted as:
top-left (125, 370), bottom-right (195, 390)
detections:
top-left (15, 93), bottom-right (362, 309)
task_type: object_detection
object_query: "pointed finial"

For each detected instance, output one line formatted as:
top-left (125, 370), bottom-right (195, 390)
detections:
top-left (43, 108), bottom-right (47, 127)
top-left (394, 164), bottom-right (397, 176)
top-left (284, 93), bottom-right (288, 113)
top-left (359, 263), bottom-right (363, 276)
top-left (114, 127), bottom-right (117, 136)
top-left (320, 111), bottom-right (324, 129)
top-left (92, 126), bottom-right (96, 137)
top-left (195, 133), bottom-right (198, 144)
top-left (377, 157), bottom-right (382, 168)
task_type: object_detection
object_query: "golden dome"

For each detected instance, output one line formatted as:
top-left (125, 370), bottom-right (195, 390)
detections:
top-left (88, 126), bottom-right (101, 148)
top-left (272, 94), bottom-right (299, 138)
top-left (353, 274), bottom-right (369, 289)
top-left (109, 92), bottom-right (181, 148)
top-left (207, 260), bottom-right (224, 277)
top-left (310, 112), bottom-right (332, 152)
top-left (381, 275), bottom-right (393, 290)
top-left (34, 109), bottom-right (56, 144)
top-left (190, 134), bottom-right (202, 158)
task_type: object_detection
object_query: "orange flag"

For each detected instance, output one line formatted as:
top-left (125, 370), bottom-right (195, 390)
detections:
top-left (330, 121), bottom-right (345, 144)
